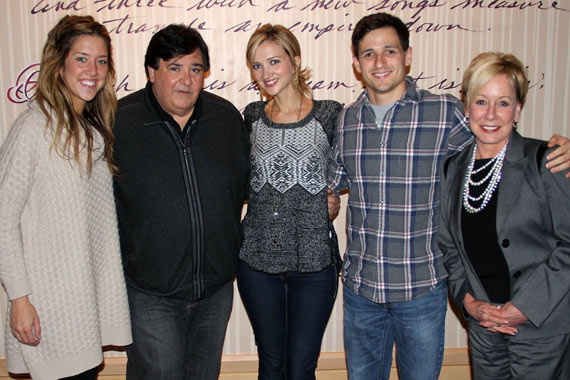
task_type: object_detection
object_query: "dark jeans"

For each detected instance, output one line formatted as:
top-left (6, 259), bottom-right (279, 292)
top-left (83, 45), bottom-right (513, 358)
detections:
top-left (125, 281), bottom-right (233, 380)
top-left (60, 367), bottom-right (97, 380)
top-left (237, 260), bottom-right (338, 380)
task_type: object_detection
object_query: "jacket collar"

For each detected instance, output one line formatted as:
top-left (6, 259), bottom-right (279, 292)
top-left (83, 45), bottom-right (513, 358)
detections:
top-left (449, 130), bottom-right (527, 237)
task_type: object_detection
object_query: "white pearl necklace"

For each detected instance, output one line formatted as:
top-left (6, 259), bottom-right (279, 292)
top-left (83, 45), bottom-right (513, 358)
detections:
top-left (462, 141), bottom-right (509, 213)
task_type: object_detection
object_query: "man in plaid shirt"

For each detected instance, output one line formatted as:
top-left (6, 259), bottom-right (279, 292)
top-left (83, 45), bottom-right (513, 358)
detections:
top-left (329, 12), bottom-right (570, 380)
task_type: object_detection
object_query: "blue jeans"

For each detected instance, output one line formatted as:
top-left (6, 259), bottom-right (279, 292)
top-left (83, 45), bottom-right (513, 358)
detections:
top-left (343, 282), bottom-right (447, 380)
top-left (125, 281), bottom-right (233, 380)
top-left (237, 260), bottom-right (338, 380)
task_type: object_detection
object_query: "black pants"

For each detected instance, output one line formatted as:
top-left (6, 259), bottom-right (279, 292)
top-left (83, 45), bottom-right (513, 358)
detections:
top-left (60, 367), bottom-right (98, 380)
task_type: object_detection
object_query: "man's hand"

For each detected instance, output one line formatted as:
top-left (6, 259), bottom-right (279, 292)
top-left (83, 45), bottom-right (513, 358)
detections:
top-left (327, 189), bottom-right (340, 221)
top-left (547, 134), bottom-right (570, 178)
top-left (10, 296), bottom-right (41, 346)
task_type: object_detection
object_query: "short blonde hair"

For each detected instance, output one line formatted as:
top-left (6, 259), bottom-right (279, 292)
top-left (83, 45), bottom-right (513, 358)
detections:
top-left (246, 24), bottom-right (312, 99)
top-left (462, 52), bottom-right (528, 109)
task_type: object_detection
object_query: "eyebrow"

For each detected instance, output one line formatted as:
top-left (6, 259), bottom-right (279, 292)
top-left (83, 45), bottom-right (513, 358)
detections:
top-left (168, 62), bottom-right (204, 68)
top-left (362, 44), bottom-right (399, 52)
top-left (251, 55), bottom-right (281, 66)
top-left (476, 94), bottom-right (514, 101)
top-left (74, 51), bottom-right (108, 58)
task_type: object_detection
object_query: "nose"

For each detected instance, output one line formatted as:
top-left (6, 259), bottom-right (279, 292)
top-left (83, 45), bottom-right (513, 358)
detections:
top-left (180, 69), bottom-right (192, 84)
top-left (485, 104), bottom-right (497, 120)
top-left (261, 67), bottom-right (271, 80)
top-left (374, 54), bottom-right (386, 68)
top-left (86, 60), bottom-right (98, 77)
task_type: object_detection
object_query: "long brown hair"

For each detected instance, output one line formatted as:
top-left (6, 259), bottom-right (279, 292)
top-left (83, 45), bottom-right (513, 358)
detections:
top-left (35, 15), bottom-right (117, 174)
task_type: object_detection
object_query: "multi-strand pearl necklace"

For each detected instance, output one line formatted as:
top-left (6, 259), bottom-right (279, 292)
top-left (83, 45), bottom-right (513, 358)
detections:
top-left (462, 140), bottom-right (509, 213)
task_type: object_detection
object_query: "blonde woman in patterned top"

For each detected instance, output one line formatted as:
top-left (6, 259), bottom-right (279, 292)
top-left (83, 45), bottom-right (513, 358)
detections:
top-left (237, 24), bottom-right (342, 380)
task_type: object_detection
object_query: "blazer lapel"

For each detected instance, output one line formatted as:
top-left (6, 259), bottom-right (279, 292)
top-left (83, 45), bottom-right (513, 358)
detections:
top-left (496, 131), bottom-right (527, 236)
top-left (447, 143), bottom-right (492, 302)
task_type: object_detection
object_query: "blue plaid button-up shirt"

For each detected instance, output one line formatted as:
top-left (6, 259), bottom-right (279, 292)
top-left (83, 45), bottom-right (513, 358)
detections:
top-left (329, 77), bottom-right (473, 303)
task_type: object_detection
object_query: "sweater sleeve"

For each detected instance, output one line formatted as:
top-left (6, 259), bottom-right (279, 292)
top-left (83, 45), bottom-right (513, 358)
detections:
top-left (315, 100), bottom-right (343, 147)
top-left (0, 109), bottom-right (42, 300)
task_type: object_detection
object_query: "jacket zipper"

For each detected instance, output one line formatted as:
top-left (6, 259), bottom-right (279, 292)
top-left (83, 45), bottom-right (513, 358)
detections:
top-left (164, 121), bottom-right (205, 300)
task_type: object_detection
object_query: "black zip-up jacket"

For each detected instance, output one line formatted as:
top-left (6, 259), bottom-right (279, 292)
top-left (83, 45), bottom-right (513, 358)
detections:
top-left (113, 82), bottom-right (249, 301)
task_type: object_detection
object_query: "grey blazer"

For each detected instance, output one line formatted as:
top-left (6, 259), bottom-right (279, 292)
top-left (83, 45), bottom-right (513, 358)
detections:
top-left (439, 130), bottom-right (570, 340)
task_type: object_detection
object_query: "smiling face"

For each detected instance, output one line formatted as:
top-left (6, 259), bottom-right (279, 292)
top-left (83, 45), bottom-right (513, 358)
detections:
top-left (353, 26), bottom-right (412, 106)
top-left (250, 40), bottom-right (300, 99)
top-left (467, 73), bottom-right (521, 159)
top-left (148, 49), bottom-right (205, 127)
top-left (60, 34), bottom-right (109, 114)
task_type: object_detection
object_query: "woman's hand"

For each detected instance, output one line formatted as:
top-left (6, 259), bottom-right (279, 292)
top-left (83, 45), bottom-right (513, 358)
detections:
top-left (10, 296), bottom-right (41, 346)
top-left (463, 293), bottom-right (500, 322)
top-left (463, 294), bottom-right (517, 335)
top-left (327, 189), bottom-right (340, 221)
top-left (493, 302), bottom-right (528, 327)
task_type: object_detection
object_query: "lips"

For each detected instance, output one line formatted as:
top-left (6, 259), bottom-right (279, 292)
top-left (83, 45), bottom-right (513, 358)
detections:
top-left (481, 125), bottom-right (500, 132)
top-left (372, 71), bottom-right (390, 79)
top-left (263, 78), bottom-right (277, 87)
top-left (174, 88), bottom-right (192, 95)
top-left (80, 80), bottom-right (97, 88)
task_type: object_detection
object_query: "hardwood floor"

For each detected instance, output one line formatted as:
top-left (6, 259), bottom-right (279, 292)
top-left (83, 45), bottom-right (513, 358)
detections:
top-left (0, 349), bottom-right (472, 380)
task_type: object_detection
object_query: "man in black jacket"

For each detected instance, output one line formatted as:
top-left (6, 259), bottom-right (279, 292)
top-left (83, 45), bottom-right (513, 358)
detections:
top-left (113, 24), bottom-right (249, 380)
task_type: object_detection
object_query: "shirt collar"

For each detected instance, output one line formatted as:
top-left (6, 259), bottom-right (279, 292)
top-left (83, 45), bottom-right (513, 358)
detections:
top-left (145, 81), bottom-right (204, 128)
top-left (355, 76), bottom-right (420, 110)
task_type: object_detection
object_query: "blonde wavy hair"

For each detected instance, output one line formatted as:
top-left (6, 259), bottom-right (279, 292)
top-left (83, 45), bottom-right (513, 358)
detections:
top-left (246, 24), bottom-right (312, 99)
top-left (35, 15), bottom-right (117, 175)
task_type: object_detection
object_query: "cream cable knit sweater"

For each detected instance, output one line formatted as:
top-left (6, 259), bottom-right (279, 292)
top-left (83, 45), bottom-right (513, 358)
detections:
top-left (0, 101), bottom-right (131, 379)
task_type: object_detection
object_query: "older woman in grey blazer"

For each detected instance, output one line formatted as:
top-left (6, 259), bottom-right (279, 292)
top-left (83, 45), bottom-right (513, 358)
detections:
top-left (439, 52), bottom-right (570, 380)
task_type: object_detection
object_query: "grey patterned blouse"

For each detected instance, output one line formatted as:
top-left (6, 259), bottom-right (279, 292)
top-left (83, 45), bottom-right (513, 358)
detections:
top-left (239, 100), bottom-right (342, 274)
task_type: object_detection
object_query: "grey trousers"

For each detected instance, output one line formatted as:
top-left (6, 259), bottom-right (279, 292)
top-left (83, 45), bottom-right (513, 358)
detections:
top-left (469, 327), bottom-right (570, 380)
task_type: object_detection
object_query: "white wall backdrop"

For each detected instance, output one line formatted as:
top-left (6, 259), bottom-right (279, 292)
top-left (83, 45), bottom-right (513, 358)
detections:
top-left (0, 0), bottom-right (569, 358)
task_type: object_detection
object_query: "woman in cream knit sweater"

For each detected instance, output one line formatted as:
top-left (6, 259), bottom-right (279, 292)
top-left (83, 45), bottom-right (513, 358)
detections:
top-left (0, 16), bottom-right (131, 380)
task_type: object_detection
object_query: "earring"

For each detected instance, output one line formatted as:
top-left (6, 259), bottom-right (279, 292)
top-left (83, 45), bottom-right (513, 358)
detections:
top-left (292, 71), bottom-right (299, 89)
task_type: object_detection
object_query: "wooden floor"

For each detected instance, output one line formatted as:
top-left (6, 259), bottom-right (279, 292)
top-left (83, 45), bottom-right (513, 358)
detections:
top-left (0, 349), bottom-right (472, 379)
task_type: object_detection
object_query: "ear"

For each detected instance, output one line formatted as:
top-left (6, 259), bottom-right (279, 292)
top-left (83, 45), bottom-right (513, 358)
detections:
top-left (514, 102), bottom-right (522, 123)
top-left (405, 46), bottom-right (413, 67)
top-left (352, 54), bottom-right (362, 74)
top-left (294, 55), bottom-right (301, 71)
top-left (148, 66), bottom-right (156, 84)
